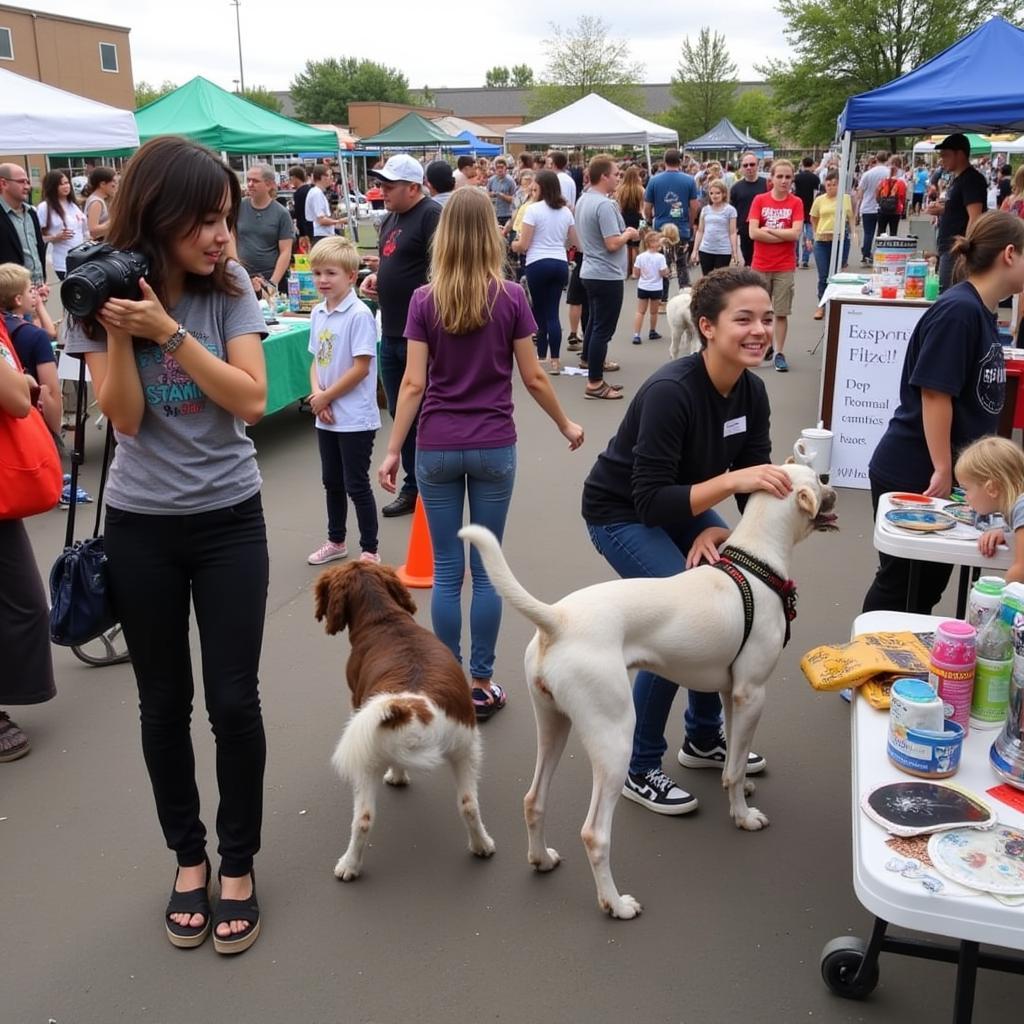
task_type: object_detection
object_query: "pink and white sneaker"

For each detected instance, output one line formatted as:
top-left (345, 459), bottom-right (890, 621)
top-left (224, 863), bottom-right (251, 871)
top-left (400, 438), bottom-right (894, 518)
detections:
top-left (359, 551), bottom-right (382, 564)
top-left (307, 541), bottom-right (348, 565)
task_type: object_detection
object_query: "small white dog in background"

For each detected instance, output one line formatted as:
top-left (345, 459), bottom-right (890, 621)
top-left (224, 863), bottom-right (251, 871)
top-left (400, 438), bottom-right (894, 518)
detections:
top-left (666, 289), bottom-right (698, 358)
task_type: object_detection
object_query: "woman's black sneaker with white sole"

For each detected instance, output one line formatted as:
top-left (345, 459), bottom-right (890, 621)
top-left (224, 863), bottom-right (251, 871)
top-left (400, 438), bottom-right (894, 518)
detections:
top-left (677, 735), bottom-right (766, 774)
top-left (622, 767), bottom-right (699, 815)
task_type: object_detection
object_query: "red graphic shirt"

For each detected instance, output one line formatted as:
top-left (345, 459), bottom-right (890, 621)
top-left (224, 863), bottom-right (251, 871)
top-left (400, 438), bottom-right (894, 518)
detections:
top-left (749, 192), bottom-right (803, 273)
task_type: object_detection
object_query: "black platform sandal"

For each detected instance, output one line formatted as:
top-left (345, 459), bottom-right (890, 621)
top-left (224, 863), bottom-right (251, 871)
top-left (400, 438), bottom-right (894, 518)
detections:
top-left (165, 854), bottom-right (212, 949)
top-left (213, 870), bottom-right (261, 955)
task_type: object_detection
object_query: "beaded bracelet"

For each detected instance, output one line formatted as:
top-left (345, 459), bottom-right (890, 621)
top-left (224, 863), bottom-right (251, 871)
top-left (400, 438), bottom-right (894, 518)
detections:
top-left (161, 324), bottom-right (187, 355)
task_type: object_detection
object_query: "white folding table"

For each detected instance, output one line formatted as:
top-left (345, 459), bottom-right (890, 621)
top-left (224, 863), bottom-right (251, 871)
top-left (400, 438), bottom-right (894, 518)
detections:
top-left (873, 493), bottom-right (1012, 617)
top-left (825, 610), bottom-right (1024, 1022)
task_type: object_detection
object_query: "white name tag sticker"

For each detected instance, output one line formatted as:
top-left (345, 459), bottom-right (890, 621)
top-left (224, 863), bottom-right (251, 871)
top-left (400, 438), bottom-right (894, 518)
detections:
top-left (723, 416), bottom-right (747, 438)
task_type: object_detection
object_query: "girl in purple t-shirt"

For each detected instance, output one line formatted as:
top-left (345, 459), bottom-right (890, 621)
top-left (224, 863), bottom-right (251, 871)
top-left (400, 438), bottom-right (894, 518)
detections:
top-left (379, 188), bottom-right (584, 719)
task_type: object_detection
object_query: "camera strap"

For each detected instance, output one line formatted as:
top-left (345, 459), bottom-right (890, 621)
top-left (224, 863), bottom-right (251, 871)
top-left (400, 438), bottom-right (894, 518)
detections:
top-left (64, 356), bottom-right (113, 548)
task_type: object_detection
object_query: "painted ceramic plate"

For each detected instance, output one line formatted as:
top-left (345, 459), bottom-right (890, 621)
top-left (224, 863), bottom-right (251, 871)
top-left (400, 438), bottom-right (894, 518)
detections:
top-left (885, 509), bottom-right (957, 532)
top-left (890, 493), bottom-right (934, 508)
top-left (862, 781), bottom-right (996, 837)
top-left (929, 826), bottom-right (1024, 895)
top-left (942, 503), bottom-right (977, 526)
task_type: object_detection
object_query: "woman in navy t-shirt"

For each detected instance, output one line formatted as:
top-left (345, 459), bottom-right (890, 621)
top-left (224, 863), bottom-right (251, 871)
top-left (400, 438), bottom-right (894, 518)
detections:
top-left (864, 211), bottom-right (1024, 613)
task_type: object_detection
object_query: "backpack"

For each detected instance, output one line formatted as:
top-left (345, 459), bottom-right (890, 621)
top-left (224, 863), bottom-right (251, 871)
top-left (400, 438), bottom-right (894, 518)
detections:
top-left (877, 177), bottom-right (902, 216)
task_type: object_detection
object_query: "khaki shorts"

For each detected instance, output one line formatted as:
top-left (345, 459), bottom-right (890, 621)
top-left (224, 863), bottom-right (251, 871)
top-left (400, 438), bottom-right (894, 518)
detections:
top-left (762, 271), bottom-right (794, 317)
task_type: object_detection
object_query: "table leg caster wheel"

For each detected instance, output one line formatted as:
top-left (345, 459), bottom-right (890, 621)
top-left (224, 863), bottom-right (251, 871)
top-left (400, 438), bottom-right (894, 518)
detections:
top-left (820, 936), bottom-right (879, 999)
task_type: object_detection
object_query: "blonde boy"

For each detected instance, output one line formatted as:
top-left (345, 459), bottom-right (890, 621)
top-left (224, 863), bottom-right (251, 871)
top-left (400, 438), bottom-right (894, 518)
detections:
top-left (306, 238), bottom-right (382, 565)
top-left (0, 262), bottom-right (61, 433)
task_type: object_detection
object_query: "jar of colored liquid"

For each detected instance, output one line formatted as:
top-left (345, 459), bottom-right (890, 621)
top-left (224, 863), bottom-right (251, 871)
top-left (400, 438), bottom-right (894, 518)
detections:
top-left (976, 582), bottom-right (1024, 729)
top-left (968, 576), bottom-right (1007, 630)
top-left (924, 273), bottom-right (940, 301)
top-left (929, 619), bottom-right (976, 732)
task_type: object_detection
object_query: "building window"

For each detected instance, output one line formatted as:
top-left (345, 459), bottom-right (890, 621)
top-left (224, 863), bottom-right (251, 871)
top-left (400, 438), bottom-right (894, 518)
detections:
top-left (0, 27), bottom-right (13, 60)
top-left (99, 41), bottom-right (118, 73)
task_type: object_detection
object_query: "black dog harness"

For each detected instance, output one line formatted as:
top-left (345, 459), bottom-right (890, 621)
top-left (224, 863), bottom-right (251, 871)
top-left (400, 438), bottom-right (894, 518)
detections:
top-left (713, 545), bottom-right (798, 655)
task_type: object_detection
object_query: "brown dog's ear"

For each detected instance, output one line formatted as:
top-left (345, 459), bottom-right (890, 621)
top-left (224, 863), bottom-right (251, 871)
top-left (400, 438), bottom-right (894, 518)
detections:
top-left (314, 567), bottom-right (349, 634)
top-left (382, 568), bottom-right (417, 616)
top-left (796, 485), bottom-right (820, 519)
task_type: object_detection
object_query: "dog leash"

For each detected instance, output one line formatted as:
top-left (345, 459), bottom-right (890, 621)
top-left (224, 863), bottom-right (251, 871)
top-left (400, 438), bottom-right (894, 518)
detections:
top-left (713, 545), bottom-right (798, 652)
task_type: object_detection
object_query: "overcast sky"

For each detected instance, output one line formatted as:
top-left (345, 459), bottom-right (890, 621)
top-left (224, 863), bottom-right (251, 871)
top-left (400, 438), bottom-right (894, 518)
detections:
top-left (34, 0), bottom-right (791, 93)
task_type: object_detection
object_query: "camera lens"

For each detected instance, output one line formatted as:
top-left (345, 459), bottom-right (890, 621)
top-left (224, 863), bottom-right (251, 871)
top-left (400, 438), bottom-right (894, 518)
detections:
top-left (60, 263), bottom-right (112, 318)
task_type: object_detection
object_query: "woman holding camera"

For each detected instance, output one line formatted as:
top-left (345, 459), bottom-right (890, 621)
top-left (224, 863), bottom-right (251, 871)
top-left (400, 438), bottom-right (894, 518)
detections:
top-left (65, 136), bottom-right (269, 955)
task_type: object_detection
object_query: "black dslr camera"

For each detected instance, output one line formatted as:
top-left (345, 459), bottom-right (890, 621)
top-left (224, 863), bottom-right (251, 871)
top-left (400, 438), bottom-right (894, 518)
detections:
top-left (60, 242), bottom-right (150, 319)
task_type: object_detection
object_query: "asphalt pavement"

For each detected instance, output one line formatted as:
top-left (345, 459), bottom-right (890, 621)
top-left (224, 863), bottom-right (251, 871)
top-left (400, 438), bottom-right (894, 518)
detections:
top-left (4, 264), bottom-right (1019, 1023)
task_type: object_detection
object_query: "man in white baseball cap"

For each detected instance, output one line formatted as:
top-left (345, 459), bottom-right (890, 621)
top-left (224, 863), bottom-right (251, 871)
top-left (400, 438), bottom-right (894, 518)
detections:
top-left (361, 154), bottom-right (440, 516)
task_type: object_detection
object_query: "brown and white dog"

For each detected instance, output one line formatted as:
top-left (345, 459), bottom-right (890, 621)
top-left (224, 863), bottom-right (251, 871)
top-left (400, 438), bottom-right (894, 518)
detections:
top-left (460, 463), bottom-right (837, 919)
top-left (314, 562), bottom-right (495, 880)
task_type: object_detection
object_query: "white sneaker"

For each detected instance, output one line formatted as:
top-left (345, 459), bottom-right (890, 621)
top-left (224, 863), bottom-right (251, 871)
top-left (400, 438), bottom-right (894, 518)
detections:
top-left (359, 551), bottom-right (381, 563)
top-left (308, 540), bottom-right (348, 565)
top-left (621, 767), bottom-right (699, 815)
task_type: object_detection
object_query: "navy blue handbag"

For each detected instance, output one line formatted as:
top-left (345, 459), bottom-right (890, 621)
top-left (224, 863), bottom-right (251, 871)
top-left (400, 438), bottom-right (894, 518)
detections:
top-left (48, 357), bottom-right (117, 647)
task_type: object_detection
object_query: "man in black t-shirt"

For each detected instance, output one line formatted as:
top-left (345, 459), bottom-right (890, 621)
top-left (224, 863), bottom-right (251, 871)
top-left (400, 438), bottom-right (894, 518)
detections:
top-left (926, 134), bottom-right (988, 292)
top-left (361, 153), bottom-right (441, 516)
top-left (289, 165), bottom-right (313, 247)
top-left (729, 152), bottom-right (769, 268)
top-left (793, 157), bottom-right (820, 269)
top-left (998, 164), bottom-right (1013, 207)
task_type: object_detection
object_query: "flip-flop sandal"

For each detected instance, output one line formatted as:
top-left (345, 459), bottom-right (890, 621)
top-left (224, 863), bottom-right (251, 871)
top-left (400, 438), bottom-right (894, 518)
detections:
top-left (602, 361), bottom-right (621, 372)
top-left (165, 854), bottom-right (212, 949)
top-left (213, 870), bottom-right (261, 955)
top-left (585, 383), bottom-right (624, 400)
top-left (548, 362), bottom-right (562, 375)
top-left (472, 682), bottom-right (507, 722)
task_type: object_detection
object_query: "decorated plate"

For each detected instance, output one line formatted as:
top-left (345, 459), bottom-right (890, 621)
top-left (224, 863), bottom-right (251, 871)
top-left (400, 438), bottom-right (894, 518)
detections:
top-left (942, 503), bottom-right (977, 526)
top-left (890, 493), bottom-right (934, 508)
top-left (929, 826), bottom-right (1024, 895)
top-left (862, 781), bottom-right (996, 837)
top-left (885, 509), bottom-right (957, 532)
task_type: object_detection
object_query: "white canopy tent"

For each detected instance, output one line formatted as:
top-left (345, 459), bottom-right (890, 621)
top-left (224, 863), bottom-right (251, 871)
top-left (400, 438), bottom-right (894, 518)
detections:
top-left (0, 67), bottom-right (139, 154)
top-left (504, 93), bottom-right (678, 168)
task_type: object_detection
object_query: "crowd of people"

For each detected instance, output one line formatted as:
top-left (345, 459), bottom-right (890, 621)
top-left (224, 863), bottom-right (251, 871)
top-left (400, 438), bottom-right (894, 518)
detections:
top-left (4, 130), bottom-right (1023, 957)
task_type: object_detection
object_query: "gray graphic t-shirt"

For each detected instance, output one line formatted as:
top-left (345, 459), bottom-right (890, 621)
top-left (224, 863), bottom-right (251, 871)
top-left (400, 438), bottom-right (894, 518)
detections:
top-left (65, 262), bottom-right (267, 514)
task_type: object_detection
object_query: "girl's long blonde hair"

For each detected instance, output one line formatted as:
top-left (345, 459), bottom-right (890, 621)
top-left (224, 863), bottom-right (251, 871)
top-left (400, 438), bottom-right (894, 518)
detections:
top-left (429, 187), bottom-right (506, 335)
top-left (616, 166), bottom-right (644, 216)
top-left (955, 435), bottom-right (1024, 519)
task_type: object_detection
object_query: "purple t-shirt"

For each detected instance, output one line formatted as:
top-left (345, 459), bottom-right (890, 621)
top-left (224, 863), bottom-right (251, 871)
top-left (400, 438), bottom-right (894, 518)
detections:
top-left (404, 281), bottom-right (537, 450)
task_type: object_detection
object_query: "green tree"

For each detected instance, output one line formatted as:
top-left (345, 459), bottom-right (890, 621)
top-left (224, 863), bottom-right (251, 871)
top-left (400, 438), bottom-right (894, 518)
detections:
top-left (666, 27), bottom-right (737, 142)
top-left (510, 64), bottom-right (535, 88)
top-left (761, 0), bottom-right (1024, 146)
top-left (134, 79), bottom-right (177, 109)
top-left (239, 85), bottom-right (282, 113)
top-left (290, 58), bottom-right (409, 123)
top-left (528, 16), bottom-right (644, 117)
top-left (730, 89), bottom-right (780, 146)
top-left (485, 66), bottom-right (510, 88)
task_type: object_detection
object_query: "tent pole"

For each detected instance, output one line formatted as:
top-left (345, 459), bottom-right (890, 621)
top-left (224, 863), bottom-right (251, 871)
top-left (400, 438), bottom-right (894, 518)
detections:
top-left (645, 142), bottom-right (652, 174)
top-left (832, 132), bottom-right (854, 278)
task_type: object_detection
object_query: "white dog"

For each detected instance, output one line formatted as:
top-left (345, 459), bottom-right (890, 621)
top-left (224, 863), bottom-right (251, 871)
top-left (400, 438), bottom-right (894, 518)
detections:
top-left (460, 463), bottom-right (836, 919)
top-left (666, 289), bottom-right (697, 358)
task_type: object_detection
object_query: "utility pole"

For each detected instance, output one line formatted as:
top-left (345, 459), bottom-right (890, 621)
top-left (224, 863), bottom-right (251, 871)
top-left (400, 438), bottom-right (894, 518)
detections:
top-left (230, 0), bottom-right (245, 93)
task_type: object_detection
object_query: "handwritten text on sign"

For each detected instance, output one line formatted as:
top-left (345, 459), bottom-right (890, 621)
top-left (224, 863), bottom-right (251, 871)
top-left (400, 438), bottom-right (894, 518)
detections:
top-left (829, 302), bottom-right (927, 490)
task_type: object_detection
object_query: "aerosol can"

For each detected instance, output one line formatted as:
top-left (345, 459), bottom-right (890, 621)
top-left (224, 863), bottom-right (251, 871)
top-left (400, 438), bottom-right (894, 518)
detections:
top-left (991, 581), bottom-right (1024, 789)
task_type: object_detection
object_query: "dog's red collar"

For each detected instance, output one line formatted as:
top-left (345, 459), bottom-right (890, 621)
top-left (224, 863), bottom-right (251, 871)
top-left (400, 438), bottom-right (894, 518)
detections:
top-left (717, 546), bottom-right (798, 648)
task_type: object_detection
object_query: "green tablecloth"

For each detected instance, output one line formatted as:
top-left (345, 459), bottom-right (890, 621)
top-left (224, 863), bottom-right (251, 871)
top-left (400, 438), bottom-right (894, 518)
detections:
top-left (263, 319), bottom-right (312, 415)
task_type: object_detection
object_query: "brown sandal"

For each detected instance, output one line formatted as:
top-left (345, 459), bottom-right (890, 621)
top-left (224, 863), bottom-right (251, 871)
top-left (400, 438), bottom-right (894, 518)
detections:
top-left (584, 382), bottom-right (624, 400)
top-left (578, 360), bottom-right (621, 373)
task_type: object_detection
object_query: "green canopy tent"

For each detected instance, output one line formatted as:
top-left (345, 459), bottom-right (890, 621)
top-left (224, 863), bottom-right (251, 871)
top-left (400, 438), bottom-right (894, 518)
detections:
top-left (134, 76), bottom-right (338, 153)
top-left (359, 112), bottom-right (465, 149)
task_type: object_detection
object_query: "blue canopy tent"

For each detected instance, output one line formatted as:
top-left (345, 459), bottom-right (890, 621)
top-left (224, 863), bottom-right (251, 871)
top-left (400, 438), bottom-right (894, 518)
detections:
top-left (454, 130), bottom-right (500, 157)
top-left (831, 17), bottom-right (1024, 276)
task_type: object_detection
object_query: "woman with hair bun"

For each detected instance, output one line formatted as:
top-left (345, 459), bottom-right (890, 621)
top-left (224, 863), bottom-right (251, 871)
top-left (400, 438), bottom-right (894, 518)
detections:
top-left (581, 266), bottom-right (792, 816)
top-left (863, 209), bottom-right (1024, 613)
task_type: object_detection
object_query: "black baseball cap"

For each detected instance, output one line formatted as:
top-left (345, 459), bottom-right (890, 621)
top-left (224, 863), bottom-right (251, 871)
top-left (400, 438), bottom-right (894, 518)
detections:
top-left (936, 133), bottom-right (971, 154)
top-left (425, 160), bottom-right (455, 193)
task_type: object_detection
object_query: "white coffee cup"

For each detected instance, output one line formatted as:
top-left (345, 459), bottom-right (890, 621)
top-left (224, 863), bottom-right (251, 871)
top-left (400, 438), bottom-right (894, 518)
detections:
top-left (793, 428), bottom-right (833, 476)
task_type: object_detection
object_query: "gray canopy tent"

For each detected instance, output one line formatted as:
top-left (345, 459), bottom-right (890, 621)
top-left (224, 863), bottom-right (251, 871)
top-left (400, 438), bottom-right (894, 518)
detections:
top-left (684, 118), bottom-right (766, 153)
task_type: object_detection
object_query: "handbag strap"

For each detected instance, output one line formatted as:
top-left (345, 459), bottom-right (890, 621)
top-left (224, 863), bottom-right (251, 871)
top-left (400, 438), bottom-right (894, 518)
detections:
top-left (64, 356), bottom-right (114, 547)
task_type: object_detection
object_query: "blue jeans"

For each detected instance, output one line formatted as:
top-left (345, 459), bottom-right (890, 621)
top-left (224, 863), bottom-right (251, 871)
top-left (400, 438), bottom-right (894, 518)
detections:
top-left (813, 237), bottom-right (851, 300)
top-left (524, 258), bottom-right (568, 359)
top-left (586, 513), bottom-right (727, 774)
top-left (416, 446), bottom-right (516, 680)
top-left (798, 221), bottom-right (815, 266)
top-left (379, 335), bottom-right (418, 498)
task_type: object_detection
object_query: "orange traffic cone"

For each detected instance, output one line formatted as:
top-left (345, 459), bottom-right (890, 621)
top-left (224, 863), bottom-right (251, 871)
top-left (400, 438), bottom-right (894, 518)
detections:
top-left (395, 496), bottom-right (434, 588)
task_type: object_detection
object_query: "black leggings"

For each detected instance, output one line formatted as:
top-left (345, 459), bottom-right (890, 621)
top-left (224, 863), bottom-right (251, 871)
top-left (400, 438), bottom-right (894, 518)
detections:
top-left (876, 213), bottom-right (901, 237)
top-left (698, 251), bottom-right (732, 275)
top-left (862, 475), bottom-right (953, 614)
top-left (104, 492), bottom-right (270, 876)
